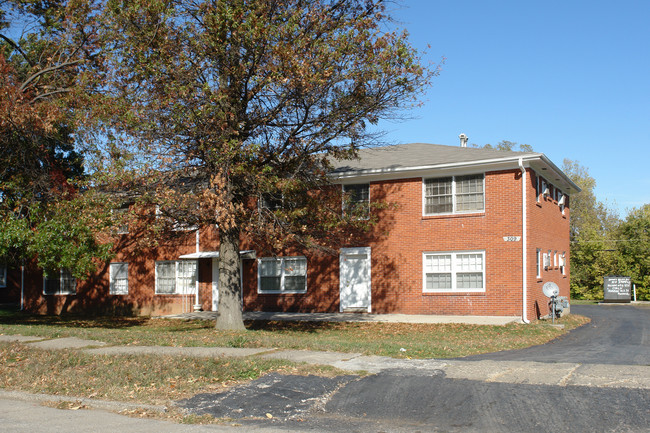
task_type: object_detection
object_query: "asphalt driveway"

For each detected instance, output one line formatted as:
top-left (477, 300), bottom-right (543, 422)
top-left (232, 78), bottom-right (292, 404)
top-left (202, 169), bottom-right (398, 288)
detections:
top-left (463, 304), bottom-right (650, 365)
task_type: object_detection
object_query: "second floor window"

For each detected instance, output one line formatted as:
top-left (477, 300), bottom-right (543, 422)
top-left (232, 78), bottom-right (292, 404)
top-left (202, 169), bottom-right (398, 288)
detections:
top-left (343, 184), bottom-right (370, 218)
top-left (424, 174), bottom-right (484, 215)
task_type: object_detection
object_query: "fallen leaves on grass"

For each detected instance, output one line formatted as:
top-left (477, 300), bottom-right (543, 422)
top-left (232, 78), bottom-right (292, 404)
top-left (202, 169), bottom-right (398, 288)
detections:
top-left (0, 342), bottom-right (294, 404)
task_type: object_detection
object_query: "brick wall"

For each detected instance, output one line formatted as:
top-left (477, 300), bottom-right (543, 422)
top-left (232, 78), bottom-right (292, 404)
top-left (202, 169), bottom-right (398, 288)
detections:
top-left (526, 169), bottom-right (571, 319)
top-left (16, 167), bottom-right (571, 319)
top-left (21, 226), bottom-right (219, 316)
top-left (242, 168), bottom-right (571, 318)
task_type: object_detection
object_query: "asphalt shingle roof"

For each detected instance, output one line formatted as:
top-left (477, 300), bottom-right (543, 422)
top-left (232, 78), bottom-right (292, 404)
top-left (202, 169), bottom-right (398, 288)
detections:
top-left (331, 143), bottom-right (534, 174)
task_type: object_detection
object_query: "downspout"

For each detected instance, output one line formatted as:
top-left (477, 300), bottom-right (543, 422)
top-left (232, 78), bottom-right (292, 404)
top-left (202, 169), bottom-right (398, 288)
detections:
top-left (20, 261), bottom-right (25, 311)
top-left (194, 229), bottom-right (201, 311)
top-left (519, 158), bottom-right (530, 324)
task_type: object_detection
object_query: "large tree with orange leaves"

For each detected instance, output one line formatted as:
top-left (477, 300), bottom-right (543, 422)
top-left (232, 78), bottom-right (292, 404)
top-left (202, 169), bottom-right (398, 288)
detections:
top-left (94, 0), bottom-right (434, 329)
top-left (0, 1), bottom-right (111, 276)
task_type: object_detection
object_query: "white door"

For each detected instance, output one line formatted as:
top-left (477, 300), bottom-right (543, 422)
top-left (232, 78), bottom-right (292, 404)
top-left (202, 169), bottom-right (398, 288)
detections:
top-left (339, 247), bottom-right (371, 312)
top-left (211, 258), bottom-right (219, 311)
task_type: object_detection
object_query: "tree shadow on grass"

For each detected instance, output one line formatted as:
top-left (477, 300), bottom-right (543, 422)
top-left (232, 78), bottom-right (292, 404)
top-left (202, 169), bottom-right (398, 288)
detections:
top-left (245, 319), bottom-right (355, 333)
top-left (0, 305), bottom-right (148, 329)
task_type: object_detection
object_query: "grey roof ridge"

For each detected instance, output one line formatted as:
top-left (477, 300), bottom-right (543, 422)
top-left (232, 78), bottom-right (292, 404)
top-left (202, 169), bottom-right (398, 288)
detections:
top-left (330, 142), bottom-right (581, 193)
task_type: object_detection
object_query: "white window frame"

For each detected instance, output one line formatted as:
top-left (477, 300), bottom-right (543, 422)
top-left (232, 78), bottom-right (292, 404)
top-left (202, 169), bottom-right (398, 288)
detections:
top-left (155, 260), bottom-right (198, 295)
top-left (257, 256), bottom-right (307, 294)
top-left (544, 250), bottom-right (552, 269)
top-left (43, 269), bottom-right (76, 295)
top-left (342, 183), bottom-right (370, 219)
top-left (422, 250), bottom-right (486, 293)
top-left (536, 249), bottom-right (542, 279)
top-left (560, 252), bottom-right (567, 275)
top-left (0, 264), bottom-right (6, 288)
top-left (558, 190), bottom-right (566, 214)
top-left (111, 206), bottom-right (130, 235)
top-left (109, 262), bottom-right (129, 295)
top-left (423, 174), bottom-right (485, 216)
top-left (539, 177), bottom-right (549, 200)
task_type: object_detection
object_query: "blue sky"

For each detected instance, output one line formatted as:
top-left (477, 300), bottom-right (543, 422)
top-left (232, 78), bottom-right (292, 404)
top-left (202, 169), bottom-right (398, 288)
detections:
top-left (377, 0), bottom-right (650, 217)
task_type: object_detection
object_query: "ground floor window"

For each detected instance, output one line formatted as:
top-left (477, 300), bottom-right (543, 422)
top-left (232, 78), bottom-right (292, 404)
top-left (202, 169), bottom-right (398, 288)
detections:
top-left (110, 262), bottom-right (129, 295)
top-left (423, 251), bottom-right (485, 292)
top-left (155, 260), bottom-right (197, 294)
top-left (258, 256), bottom-right (307, 293)
top-left (43, 269), bottom-right (76, 295)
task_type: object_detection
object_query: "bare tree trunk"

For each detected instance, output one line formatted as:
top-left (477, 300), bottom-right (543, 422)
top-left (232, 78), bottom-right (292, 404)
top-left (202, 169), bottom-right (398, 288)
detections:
top-left (215, 226), bottom-right (246, 330)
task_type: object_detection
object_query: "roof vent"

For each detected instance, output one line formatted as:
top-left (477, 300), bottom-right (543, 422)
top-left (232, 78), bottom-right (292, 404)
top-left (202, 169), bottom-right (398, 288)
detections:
top-left (459, 133), bottom-right (468, 148)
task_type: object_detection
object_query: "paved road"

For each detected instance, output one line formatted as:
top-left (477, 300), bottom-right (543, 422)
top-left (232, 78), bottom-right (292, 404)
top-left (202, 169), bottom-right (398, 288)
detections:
top-left (179, 368), bottom-right (650, 433)
top-left (313, 371), bottom-right (650, 433)
top-left (464, 304), bottom-right (650, 365)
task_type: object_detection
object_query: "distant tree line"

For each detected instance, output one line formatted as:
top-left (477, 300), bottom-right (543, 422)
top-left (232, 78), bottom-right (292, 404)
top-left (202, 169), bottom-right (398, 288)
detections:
top-left (472, 140), bottom-right (533, 152)
top-left (563, 160), bottom-right (649, 301)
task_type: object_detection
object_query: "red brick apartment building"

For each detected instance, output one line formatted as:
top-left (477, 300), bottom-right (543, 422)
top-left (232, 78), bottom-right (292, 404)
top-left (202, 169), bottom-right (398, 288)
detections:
top-left (1, 142), bottom-right (579, 321)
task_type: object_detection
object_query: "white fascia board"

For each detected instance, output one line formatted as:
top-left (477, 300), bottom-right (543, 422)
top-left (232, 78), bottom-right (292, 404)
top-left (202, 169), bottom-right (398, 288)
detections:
top-left (332, 155), bottom-right (542, 183)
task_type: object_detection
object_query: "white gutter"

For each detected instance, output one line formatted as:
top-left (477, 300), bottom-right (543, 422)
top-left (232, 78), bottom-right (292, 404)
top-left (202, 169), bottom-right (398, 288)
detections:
top-left (519, 158), bottom-right (530, 324)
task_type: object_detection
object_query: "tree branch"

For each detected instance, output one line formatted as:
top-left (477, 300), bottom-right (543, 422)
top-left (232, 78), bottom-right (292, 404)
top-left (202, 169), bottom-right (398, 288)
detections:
top-left (20, 59), bottom-right (84, 92)
top-left (0, 34), bottom-right (35, 67)
top-left (30, 88), bottom-right (72, 103)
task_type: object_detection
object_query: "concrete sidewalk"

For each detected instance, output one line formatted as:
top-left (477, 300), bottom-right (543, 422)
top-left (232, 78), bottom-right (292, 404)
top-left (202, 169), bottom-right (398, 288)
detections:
top-left (163, 310), bottom-right (522, 325)
top-left (0, 397), bottom-right (290, 433)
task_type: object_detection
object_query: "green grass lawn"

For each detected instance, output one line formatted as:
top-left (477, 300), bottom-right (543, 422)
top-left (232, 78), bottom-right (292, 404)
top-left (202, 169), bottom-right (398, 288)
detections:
top-left (570, 299), bottom-right (602, 305)
top-left (0, 307), bottom-right (588, 359)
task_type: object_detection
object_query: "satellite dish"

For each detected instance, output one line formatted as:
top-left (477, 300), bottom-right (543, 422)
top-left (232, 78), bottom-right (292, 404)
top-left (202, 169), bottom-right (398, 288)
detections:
top-left (542, 282), bottom-right (560, 298)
